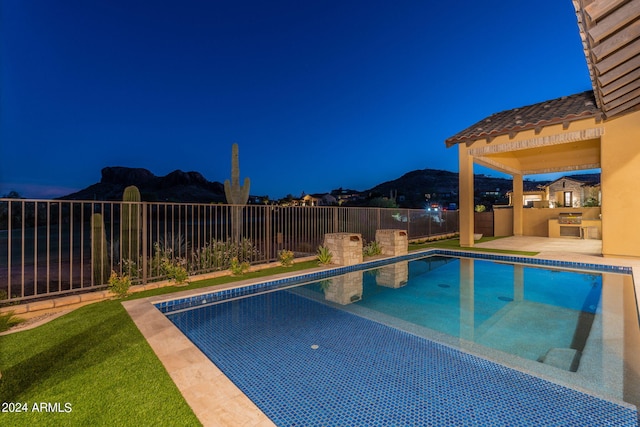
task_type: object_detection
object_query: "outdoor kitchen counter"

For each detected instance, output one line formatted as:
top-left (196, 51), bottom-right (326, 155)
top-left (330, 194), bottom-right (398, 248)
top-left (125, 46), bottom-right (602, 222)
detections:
top-left (548, 218), bottom-right (601, 239)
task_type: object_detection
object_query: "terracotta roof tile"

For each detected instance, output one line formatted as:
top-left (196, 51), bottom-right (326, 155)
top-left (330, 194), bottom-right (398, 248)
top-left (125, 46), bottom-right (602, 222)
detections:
top-left (445, 90), bottom-right (601, 147)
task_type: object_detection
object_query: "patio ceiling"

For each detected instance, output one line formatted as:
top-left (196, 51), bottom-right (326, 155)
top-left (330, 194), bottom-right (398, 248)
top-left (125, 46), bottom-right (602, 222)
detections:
top-left (472, 138), bottom-right (601, 175)
top-left (573, 0), bottom-right (640, 118)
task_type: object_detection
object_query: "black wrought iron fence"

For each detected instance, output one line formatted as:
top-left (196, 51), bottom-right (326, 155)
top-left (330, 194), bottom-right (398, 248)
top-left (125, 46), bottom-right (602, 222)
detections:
top-left (0, 199), bottom-right (458, 302)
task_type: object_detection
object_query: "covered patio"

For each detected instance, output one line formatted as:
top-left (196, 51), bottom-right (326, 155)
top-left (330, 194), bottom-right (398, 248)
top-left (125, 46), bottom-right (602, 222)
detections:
top-left (446, 91), bottom-right (604, 248)
top-left (445, 0), bottom-right (640, 258)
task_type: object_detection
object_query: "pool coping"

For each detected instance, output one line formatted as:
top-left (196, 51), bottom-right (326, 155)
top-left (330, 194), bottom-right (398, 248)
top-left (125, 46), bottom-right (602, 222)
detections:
top-left (122, 249), bottom-right (640, 426)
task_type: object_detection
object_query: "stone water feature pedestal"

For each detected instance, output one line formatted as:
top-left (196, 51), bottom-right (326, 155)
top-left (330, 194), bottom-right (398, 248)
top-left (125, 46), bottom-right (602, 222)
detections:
top-left (323, 233), bottom-right (363, 266)
top-left (375, 229), bottom-right (408, 256)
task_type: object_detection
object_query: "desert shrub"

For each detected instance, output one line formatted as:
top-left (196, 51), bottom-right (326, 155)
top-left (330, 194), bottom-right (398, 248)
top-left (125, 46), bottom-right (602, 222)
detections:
top-left (0, 311), bottom-right (23, 332)
top-left (230, 257), bottom-right (250, 275)
top-left (363, 240), bottom-right (382, 257)
top-left (108, 271), bottom-right (131, 298)
top-left (278, 249), bottom-right (295, 267)
top-left (121, 258), bottom-right (141, 279)
top-left (161, 258), bottom-right (189, 285)
top-left (150, 243), bottom-right (189, 285)
top-left (190, 239), bottom-right (258, 273)
top-left (316, 245), bottom-right (333, 265)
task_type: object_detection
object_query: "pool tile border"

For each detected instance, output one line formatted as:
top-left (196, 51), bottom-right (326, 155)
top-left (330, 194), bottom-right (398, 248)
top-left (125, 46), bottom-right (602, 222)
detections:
top-left (155, 249), bottom-right (632, 314)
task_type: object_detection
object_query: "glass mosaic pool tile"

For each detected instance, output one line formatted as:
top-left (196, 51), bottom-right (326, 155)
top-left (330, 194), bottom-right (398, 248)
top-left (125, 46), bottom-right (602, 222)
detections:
top-left (167, 290), bottom-right (637, 426)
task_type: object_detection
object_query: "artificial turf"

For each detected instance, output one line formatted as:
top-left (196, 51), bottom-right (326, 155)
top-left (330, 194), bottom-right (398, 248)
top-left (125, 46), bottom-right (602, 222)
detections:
top-left (0, 260), bottom-right (320, 427)
top-left (0, 300), bottom-right (200, 426)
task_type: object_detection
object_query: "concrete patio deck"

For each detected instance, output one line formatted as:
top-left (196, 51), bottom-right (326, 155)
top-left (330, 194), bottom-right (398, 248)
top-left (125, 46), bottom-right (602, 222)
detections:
top-left (474, 236), bottom-right (603, 256)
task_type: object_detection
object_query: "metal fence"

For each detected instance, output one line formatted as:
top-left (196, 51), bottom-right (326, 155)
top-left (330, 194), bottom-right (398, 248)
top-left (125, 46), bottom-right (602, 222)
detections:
top-left (0, 199), bottom-right (458, 303)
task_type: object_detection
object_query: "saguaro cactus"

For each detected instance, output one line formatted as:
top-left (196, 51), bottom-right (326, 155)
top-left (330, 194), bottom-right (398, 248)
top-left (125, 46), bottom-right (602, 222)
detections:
top-left (224, 143), bottom-right (250, 241)
top-left (91, 213), bottom-right (110, 285)
top-left (121, 185), bottom-right (141, 271)
top-left (224, 143), bottom-right (251, 204)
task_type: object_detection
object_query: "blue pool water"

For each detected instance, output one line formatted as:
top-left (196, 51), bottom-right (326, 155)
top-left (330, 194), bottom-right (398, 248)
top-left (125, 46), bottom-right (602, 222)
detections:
top-left (312, 257), bottom-right (604, 365)
top-left (163, 253), bottom-right (639, 426)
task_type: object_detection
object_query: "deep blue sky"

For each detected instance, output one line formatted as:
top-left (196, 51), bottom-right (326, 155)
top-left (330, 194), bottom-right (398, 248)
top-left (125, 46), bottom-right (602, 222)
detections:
top-left (1, 0), bottom-right (593, 199)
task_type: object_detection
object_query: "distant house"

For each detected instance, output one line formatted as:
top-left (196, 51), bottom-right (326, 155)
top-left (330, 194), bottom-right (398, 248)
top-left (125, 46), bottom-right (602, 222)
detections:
top-left (248, 195), bottom-right (270, 205)
top-left (508, 189), bottom-right (546, 208)
top-left (545, 176), bottom-right (600, 208)
top-left (509, 175), bottom-right (600, 208)
top-left (302, 193), bottom-right (338, 206)
top-left (301, 194), bottom-right (319, 206)
top-left (330, 188), bottom-right (362, 205)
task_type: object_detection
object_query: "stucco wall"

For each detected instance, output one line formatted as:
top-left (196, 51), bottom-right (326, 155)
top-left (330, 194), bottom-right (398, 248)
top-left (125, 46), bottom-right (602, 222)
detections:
top-left (522, 207), bottom-right (601, 237)
top-left (600, 110), bottom-right (640, 257)
top-left (493, 206), bottom-right (513, 236)
top-left (493, 206), bottom-right (601, 237)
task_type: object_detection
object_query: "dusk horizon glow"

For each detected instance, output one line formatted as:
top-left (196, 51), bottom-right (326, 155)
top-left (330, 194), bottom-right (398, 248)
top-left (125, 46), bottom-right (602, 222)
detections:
top-left (1, 0), bottom-right (595, 200)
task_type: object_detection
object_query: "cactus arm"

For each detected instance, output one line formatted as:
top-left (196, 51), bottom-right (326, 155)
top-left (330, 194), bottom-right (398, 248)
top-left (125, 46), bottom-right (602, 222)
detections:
top-left (241, 177), bottom-right (251, 203)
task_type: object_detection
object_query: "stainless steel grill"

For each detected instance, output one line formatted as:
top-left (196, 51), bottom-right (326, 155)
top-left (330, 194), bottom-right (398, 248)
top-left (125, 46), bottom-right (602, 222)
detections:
top-left (558, 212), bottom-right (582, 225)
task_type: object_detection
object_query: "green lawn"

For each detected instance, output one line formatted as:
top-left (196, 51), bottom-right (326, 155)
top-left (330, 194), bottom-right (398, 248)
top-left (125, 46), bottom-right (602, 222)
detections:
top-left (0, 299), bottom-right (199, 426)
top-left (0, 261), bottom-right (319, 427)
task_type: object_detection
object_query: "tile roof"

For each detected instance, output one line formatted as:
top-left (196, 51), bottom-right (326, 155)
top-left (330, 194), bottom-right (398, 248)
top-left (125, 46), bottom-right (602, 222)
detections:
top-left (573, 0), bottom-right (640, 118)
top-left (445, 91), bottom-right (601, 147)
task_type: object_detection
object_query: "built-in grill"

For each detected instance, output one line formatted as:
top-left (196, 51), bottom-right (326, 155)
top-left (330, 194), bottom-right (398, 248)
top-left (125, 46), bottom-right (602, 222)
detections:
top-left (558, 212), bottom-right (582, 225)
top-left (558, 212), bottom-right (582, 237)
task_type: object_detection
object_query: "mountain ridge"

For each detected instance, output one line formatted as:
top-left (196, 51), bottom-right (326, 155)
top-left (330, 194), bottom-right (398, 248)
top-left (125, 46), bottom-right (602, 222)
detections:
top-left (59, 165), bottom-right (598, 207)
top-left (61, 166), bottom-right (226, 203)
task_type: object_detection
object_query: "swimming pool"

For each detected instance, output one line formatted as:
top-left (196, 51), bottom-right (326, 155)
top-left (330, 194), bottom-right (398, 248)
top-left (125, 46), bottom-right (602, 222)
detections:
top-left (158, 250), bottom-right (640, 425)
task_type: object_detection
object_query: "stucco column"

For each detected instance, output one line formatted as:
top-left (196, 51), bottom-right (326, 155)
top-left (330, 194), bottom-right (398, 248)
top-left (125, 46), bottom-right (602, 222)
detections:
top-left (512, 173), bottom-right (523, 236)
top-left (459, 144), bottom-right (474, 247)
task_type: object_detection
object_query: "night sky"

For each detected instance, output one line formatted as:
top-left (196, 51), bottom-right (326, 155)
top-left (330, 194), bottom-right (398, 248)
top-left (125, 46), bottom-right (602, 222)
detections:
top-left (1, 0), bottom-right (594, 199)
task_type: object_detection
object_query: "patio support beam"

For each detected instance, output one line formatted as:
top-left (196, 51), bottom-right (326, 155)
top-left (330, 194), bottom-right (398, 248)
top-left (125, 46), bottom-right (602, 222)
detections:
top-left (513, 174), bottom-right (524, 236)
top-left (459, 144), bottom-right (475, 247)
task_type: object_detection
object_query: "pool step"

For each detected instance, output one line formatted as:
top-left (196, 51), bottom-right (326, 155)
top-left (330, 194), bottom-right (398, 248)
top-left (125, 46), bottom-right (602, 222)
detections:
top-left (539, 348), bottom-right (582, 372)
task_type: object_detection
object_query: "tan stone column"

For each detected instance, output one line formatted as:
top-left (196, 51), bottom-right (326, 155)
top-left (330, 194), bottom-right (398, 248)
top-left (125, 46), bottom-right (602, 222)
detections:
top-left (513, 173), bottom-right (523, 236)
top-left (459, 144), bottom-right (475, 247)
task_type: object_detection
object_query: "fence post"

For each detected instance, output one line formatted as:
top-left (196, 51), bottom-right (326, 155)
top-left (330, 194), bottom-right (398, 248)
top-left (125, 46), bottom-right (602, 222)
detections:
top-left (7, 201), bottom-right (12, 299)
top-left (141, 203), bottom-right (148, 285)
top-left (265, 205), bottom-right (272, 261)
